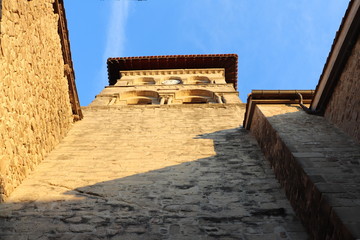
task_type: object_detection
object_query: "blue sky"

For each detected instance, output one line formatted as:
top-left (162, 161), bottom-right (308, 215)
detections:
top-left (64, 0), bottom-right (350, 106)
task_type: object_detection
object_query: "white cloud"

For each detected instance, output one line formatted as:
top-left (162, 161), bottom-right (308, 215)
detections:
top-left (103, 0), bottom-right (129, 59)
top-left (98, 0), bottom-right (129, 88)
top-left (179, 0), bottom-right (245, 53)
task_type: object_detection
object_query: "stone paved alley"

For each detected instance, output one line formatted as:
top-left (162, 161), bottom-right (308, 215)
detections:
top-left (0, 104), bottom-right (307, 239)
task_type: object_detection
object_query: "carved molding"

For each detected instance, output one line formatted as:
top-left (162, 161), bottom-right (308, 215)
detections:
top-left (120, 68), bottom-right (225, 77)
top-left (53, 0), bottom-right (83, 120)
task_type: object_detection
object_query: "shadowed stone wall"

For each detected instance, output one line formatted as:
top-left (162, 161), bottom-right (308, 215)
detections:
top-left (324, 33), bottom-right (360, 144)
top-left (0, 0), bottom-right (73, 202)
top-left (250, 104), bottom-right (360, 240)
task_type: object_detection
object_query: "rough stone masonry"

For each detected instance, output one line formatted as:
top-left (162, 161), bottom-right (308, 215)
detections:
top-left (0, 104), bottom-right (307, 239)
top-left (0, 0), bottom-right (74, 201)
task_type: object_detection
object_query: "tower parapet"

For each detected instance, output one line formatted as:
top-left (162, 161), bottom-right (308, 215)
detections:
top-left (90, 54), bottom-right (241, 106)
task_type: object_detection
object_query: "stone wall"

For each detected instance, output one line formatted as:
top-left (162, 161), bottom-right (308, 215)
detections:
top-left (0, 104), bottom-right (308, 239)
top-left (0, 0), bottom-right (73, 202)
top-left (324, 33), bottom-right (360, 144)
top-left (250, 104), bottom-right (360, 239)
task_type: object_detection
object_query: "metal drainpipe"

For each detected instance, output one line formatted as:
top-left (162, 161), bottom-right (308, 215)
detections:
top-left (296, 93), bottom-right (321, 115)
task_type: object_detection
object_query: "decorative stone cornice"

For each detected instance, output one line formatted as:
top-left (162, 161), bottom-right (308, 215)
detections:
top-left (120, 68), bottom-right (224, 77)
top-left (53, 0), bottom-right (83, 120)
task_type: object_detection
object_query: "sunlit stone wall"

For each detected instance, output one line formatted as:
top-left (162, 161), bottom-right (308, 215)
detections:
top-left (0, 0), bottom-right (73, 202)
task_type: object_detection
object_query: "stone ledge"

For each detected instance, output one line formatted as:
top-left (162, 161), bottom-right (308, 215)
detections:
top-left (249, 104), bottom-right (360, 240)
top-left (82, 103), bottom-right (246, 110)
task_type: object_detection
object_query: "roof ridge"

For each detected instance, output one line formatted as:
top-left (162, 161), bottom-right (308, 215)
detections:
top-left (107, 54), bottom-right (238, 62)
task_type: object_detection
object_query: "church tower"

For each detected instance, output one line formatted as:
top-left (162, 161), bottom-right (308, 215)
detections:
top-left (90, 54), bottom-right (241, 106)
top-left (0, 54), bottom-right (307, 239)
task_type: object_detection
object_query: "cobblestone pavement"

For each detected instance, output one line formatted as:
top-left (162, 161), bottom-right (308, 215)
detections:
top-left (0, 105), bottom-right (307, 239)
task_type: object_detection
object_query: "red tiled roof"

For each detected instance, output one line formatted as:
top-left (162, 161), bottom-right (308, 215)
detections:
top-left (311, 0), bottom-right (360, 112)
top-left (107, 54), bottom-right (238, 89)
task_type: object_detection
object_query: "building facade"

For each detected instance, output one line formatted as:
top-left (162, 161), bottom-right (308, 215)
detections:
top-left (0, 54), bottom-right (309, 239)
top-left (243, 1), bottom-right (360, 239)
top-left (92, 55), bottom-right (241, 108)
top-left (0, 0), bottom-right (82, 202)
top-left (0, 0), bottom-right (359, 239)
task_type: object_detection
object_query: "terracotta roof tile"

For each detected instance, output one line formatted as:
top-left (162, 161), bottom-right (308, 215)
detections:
top-left (312, 0), bottom-right (360, 111)
top-left (107, 54), bottom-right (238, 89)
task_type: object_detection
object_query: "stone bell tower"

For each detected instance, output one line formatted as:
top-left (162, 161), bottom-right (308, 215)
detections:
top-left (90, 54), bottom-right (241, 106)
top-left (1, 53), bottom-right (307, 239)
